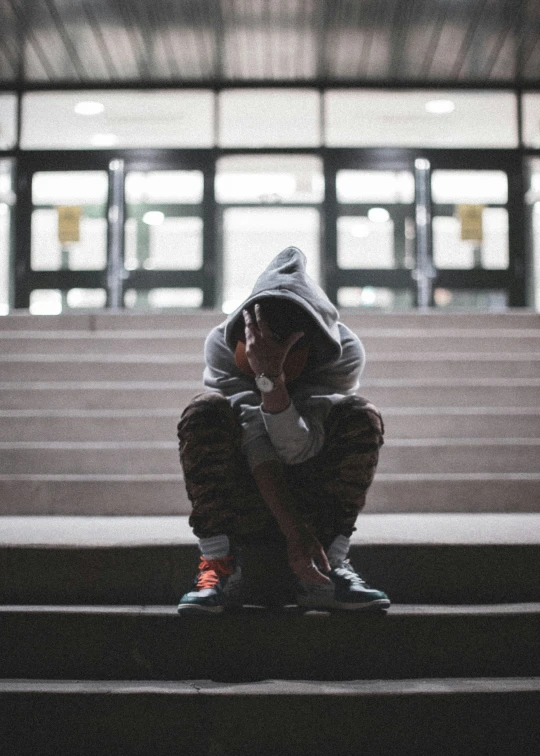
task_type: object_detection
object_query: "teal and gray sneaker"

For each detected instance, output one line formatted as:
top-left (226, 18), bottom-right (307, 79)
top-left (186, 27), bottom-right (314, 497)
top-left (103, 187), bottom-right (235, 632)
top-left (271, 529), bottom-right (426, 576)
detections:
top-left (297, 560), bottom-right (390, 612)
top-left (177, 555), bottom-right (241, 614)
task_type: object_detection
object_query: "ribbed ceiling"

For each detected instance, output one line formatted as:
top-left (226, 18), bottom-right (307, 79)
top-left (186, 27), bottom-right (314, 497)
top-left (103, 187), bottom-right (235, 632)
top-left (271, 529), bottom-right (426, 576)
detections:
top-left (0, 0), bottom-right (539, 88)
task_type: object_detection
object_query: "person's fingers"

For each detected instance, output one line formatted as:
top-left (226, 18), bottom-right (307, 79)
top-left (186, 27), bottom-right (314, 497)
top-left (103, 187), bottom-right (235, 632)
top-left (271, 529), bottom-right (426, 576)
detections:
top-left (291, 557), bottom-right (332, 585)
top-left (243, 309), bottom-right (258, 341)
top-left (315, 545), bottom-right (331, 574)
top-left (300, 562), bottom-right (332, 585)
top-left (254, 304), bottom-right (273, 339)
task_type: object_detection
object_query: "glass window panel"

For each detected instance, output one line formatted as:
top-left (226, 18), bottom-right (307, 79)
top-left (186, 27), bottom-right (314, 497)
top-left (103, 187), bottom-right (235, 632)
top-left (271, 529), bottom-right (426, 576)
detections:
top-left (219, 89), bottom-right (321, 147)
top-left (0, 94), bottom-right (17, 149)
top-left (31, 171), bottom-right (108, 272)
top-left (22, 90), bottom-right (215, 149)
top-left (125, 171), bottom-right (203, 205)
top-left (124, 288), bottom-right (203, 309)
top-left (29, 290), bottom-right (63, 315)
top-left (124, 214), bottom-right (202, 272)
top-left (146, 217), bottom-right (202, 270)
top-left (325, 90), bottom-right (518, 148)
top-left (481, 208), bottom-right (509, 269)
top-left (522, 94), bottom-right (540, 148)
top-left (433, 217), bottom-right (475, 269)
top-left (337, 170), bottom-right (414, 204)
top-left (29, 289), bottom-right (107, 314)
top-left (32, 171), bottom-right (108, 206)
top-left (31, 210), bottom-right (107, 271)
top-left (0, 159), bottom-right (13, 314)
top-left (338, 287), bottom-right (413, 310)
top-left (222, 207), bottom-right (319, 313)
top-left (431, 171), bottom-right (508, 205)
top-left (527, 158), bottom-right (540, 312)
top-left (216, 155), bottom-right (324, 204)
top-left (338, 216), bottom-right (395, 269)
top-left (433, 209), bottom-right (509, 271)
top-left (66, 289), bottom-right (107, 308)
top-left (434, 289), bottom-right (508, 311)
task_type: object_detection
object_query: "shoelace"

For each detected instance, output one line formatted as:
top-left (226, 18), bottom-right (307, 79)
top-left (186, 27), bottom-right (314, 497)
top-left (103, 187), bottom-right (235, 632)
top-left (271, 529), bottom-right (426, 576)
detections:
top-left (332, 561), bottom-right (367, 587)
top-left (196, 556), bottom-right (234, 590)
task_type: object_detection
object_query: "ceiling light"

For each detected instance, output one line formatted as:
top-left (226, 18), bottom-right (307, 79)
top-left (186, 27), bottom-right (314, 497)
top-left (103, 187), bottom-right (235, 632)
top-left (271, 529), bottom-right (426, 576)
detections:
top-left (425, 99), bottom-right (455, 114)
top-left (142, 211), bottom-right (165, 225)
top-left (90, 133), bottom-right (118, 147)
top-left (74, 100), bottom-right (105, 116)
top-left (368, 207), bottom-right (390, 223)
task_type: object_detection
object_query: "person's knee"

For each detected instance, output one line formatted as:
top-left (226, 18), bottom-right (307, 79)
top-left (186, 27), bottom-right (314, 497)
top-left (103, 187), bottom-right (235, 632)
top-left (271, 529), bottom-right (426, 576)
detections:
top-left (177, 392), bottom-right (235, 437)
top-left (328, 395), bottom-right (384, 445)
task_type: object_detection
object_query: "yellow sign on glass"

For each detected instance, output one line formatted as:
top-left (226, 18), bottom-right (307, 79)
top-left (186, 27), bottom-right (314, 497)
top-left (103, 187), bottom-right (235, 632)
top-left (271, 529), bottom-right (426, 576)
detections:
top-left (457, 204), bottom-right (484, 242)
top-left (57, 206), bottom-right (81, 243)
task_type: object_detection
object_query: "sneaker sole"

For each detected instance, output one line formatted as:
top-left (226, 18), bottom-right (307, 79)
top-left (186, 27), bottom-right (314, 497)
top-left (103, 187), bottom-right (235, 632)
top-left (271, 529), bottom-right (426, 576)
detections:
top-left (177, 603), bottom-right (224, 614)
top-left (297, 598), bottom-right (391, 612)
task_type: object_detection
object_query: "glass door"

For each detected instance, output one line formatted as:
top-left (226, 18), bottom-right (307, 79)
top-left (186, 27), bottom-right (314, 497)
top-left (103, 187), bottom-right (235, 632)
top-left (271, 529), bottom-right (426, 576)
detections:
top-left (216, 154), bottom-right (323, 313)
top-left (14, 151), bottom-right (216, 311)
top-left (15, 158), bottom-right (110, 313)
top-left (122, 167), bottom-right (206, 310)
top-left (324, 152), bottom-right (417, 310)
top-left (429, 164), bottom-right (518, 309)
top-left (324, 149), bottom-right (526, 310)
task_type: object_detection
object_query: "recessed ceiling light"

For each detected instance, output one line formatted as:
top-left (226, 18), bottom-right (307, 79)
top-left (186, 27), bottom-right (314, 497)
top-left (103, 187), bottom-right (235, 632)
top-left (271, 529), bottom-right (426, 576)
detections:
top-left (142, 211), bottom-right (165, 225)
top-left (368, 207), bottom-right (390, 223)
top-left (90, 133), bottom-right (118, 147)
top-left (425, 99), bottom-right (455, 114)
top-left (74, 100), bottom-right (105, 116)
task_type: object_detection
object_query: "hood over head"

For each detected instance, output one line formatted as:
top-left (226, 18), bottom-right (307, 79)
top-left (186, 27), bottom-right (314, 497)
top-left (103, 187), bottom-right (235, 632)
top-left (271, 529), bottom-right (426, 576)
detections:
top-left (224, 247), bottom-right (342, 364)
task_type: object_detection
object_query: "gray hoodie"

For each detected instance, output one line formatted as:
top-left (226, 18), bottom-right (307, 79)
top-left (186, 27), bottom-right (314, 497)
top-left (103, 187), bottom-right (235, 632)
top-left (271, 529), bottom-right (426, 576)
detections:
top-left (203, 247), bottom-right (365, 469)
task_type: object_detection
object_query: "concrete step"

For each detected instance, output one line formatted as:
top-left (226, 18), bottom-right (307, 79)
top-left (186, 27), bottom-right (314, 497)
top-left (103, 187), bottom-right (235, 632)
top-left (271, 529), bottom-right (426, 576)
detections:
top-left (2, 515), bottom-right (539, 604)
top-left (1, 473), bottom-right (539, 514)
top-left (2, 309), bottom-right (539, 331)
top-left (2, 407), bottom-right (539, 442)
top-left (1, 603), bottom-right (539, 682)
top-left (3, 353), bottom-right (540, 380)
top-left (2, 380), bottom-right (540, 410)
top-left (3, 329), bottom-right (540, 355)
top-left (1, 438), bottom-right (539, 475)
top-left (1, 677), bottom-right (539, 756)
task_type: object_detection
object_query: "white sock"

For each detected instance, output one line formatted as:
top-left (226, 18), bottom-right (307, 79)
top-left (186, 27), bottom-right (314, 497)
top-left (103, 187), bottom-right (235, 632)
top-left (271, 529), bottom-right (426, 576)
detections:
top-left (327, 535), bottom-right (350, 567)
top-left (199, 535), bottom-right (230, 560)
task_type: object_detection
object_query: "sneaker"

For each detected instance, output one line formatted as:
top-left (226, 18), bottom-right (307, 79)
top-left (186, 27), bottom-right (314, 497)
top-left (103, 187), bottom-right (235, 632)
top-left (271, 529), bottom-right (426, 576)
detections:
top-left (297, 560), bottom-right (390, 612)
top-left (177, 555), bottom-right (240, 614)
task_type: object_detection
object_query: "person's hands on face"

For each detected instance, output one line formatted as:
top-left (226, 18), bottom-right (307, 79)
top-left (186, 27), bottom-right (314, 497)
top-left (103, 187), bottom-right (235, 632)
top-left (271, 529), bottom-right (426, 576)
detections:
top-left (286, 522), bottom-right (332, 585)
top-left (243, 303), bottom-right (304, 377)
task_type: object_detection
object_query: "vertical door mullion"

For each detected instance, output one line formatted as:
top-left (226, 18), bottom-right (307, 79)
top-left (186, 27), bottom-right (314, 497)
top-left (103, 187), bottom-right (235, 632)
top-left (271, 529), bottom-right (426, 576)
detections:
top-left (507, 160), bottom-right (528, 307)
top-left (323, 151), bottom-right (338, 304)
top-left (414, 158), bottom-right (436, 309)
top-left (106, 158), bottom-right (126, 309)
top-left (13, 158), bottom-right (32, 309)
top-left (202, 158), bottom-right (217, 308)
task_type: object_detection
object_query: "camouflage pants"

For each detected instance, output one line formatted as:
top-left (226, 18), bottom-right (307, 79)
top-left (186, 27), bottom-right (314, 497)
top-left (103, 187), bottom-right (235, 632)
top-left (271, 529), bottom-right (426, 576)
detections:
top-left (177, 392), bottom-right (384, 550)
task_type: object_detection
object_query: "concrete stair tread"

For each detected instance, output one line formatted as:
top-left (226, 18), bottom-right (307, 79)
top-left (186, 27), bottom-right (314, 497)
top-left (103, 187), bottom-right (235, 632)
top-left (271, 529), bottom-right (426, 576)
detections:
top-left (2, 514), bottom-right (540, 547)
top-left (2, 677), bottom-right (540, 695)
top-left (4, 377), bottom-right (540, 387)
top-left (4, 351), bottom-right (540, 360)
top-left (2, 602), bottom-right (539, 616)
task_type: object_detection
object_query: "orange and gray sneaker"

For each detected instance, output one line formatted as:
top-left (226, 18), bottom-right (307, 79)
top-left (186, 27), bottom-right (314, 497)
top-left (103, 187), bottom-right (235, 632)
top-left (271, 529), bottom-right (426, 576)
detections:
top-left (177, 555), bottom-right (241, 613)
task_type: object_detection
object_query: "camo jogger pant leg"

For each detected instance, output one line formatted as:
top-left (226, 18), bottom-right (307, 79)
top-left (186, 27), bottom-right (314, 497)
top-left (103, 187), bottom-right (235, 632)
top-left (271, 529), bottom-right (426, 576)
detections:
top-left (177, 392), bottom-right (384, 548)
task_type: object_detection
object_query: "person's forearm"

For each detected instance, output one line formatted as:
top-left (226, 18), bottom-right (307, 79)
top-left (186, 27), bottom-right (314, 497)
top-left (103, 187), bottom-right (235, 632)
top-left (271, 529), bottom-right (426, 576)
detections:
top-left (261, 373), bottom-right (290, 415)
top-left (251, 458), bottom-right (300, 535)
top-left (251, 458), bottom-right (331, 584)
